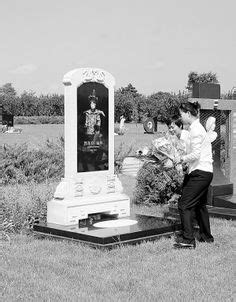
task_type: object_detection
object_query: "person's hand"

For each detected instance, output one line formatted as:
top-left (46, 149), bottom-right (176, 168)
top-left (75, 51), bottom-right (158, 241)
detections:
top-left (164, 159), bottom-right (173, 168)
top-left (173, 155), bottom-right (182, 165)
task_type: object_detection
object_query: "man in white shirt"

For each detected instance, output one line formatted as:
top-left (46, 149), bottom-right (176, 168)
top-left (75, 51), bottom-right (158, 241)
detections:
top-left (173, 102), bottom-right (214, 249)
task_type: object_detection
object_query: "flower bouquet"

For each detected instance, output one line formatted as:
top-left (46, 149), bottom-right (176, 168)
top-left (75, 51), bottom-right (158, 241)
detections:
top-left (136, 134), bottom-right (185, 169)
top-left (134, 134), bottom-right (186, 206)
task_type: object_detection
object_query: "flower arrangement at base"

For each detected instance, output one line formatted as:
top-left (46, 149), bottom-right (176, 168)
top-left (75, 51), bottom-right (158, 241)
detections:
top-left (134, 134), bottom-right (185, 206)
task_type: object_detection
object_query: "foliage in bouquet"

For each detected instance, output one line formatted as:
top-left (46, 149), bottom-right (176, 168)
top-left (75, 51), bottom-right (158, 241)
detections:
top-left (134, 134), bottom-right (185, 205)
top-left (133, 161), bottom-right (184, 205)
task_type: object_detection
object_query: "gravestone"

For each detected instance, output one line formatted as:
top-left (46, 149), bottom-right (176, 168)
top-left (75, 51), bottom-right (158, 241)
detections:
top-left (47, 68), bottom-right (130, 225)
top-left (0, 104), bottom-right (14, 127)
top-left (34, 68), bottom-right (182, 248)
top-left (189, 94), bottom-right (236, 208)
top-left (143, 117), bottom-right (155, 133)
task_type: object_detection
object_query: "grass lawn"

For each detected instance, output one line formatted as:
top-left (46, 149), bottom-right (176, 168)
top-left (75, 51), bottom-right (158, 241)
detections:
top-left (0, 122), bottom-right (167, 153)
top-left (1, 123), bottom-right (235, 301)
top-left (0, 124), bottom-right (64, 148)
top-left (1, 175), bottom-right (236, 301)
top-left (1, 218), bottom-right (235, 301)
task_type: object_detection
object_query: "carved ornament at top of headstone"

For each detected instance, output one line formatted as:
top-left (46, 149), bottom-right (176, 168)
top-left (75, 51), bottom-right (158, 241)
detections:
top-left (82, 69), bottom-right (106, 83)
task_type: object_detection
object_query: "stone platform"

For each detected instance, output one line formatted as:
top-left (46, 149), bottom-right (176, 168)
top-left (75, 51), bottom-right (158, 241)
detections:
top-left (166, 205), bottom-right (236, 221)
top-left (121, 157), bottom-right (143, 177)
top-left (33, 214), bottom-right (181, 249)
top-left (213, 194), bottom-right (236, 209)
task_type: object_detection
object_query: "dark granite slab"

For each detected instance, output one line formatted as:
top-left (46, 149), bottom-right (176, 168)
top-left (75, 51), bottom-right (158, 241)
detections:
top-left (213, 195), bottom-right (236, 209)
top-left (167, 205), bottom-right (236, 220)
top-left (33, 214), bottom-right (181, 249)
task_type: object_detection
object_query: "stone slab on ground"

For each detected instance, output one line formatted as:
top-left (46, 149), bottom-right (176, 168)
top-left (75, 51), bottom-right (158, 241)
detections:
top-left (167, 205), bottom-right (236, 221)
top-left (33, 214), bottom-right (181, 249)
top-left (213, 195), bottom-right (236, 209)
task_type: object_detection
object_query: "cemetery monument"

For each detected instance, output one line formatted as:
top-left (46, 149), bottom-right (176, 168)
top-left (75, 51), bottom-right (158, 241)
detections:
top-left (47, 68), bottom-right (130, 225)
top-left (34, 68), bottom-right (181, 248)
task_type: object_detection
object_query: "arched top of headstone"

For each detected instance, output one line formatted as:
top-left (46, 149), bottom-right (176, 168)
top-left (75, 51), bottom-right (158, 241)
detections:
top-left (63, 68), bottom-right (115, 88)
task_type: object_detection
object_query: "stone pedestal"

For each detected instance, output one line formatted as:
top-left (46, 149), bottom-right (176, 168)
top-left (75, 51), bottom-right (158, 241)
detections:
top-left (47, 174), bottom-right (130, 225)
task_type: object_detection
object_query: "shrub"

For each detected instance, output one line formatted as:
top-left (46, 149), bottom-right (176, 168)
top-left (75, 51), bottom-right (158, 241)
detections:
top-left (14, 115), bottom-right (64, 124)
top-left (1, 137), bottom-right (64, 184)
top-left (2, 182), bottom-right (56, 233)
top-left (133, 161), bottom-right (184, 205)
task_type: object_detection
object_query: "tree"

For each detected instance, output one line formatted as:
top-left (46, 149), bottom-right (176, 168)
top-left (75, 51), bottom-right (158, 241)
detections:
top-left (132, 94), bottom-right (147, 123)
top-left (17, 91), bottom-right (37, 116)
top-left (114, 89), bottom-right (134, 122)
top-left (114, 84), bottom-right (141, 122)
top-left (187, 71), bottom-right (218, 91)
top-left (120, 83), bottom-right (140, 98)
top-left (146, 92), bottom-right (181, 123)
top-left (0, 83), bottom-right (17, 114)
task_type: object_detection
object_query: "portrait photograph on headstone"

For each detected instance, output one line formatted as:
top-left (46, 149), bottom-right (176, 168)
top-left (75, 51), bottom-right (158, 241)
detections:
top-left (77, 82), bottom-right (109, 172)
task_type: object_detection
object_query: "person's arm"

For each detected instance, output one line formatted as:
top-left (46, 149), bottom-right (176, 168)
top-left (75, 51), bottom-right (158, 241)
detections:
top-left (96, 114), bottom-right (101, 127)
top-left (98, 110), bottom-right (105, 117)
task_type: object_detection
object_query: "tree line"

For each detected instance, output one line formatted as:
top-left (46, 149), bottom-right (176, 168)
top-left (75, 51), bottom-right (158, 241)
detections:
top-left (0, 83), bottom-right (64, 116)
top-left (1, 71), bottom-right (232, 123)
top-left (0, 82), bottom-right (187, 123)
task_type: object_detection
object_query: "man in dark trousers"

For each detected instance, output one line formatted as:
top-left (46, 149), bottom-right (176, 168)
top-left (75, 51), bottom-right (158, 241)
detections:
top-left (174, 101), bottom-right (214, 249)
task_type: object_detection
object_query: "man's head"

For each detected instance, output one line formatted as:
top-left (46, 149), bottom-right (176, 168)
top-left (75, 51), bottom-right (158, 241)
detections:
top-left (179, 101), bottom-right (200, 124)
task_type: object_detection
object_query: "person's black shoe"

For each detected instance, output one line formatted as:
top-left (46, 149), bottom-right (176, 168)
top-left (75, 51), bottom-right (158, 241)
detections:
top-left (173, 238), bottom-right (196, 249)
top-left (174, 232), bottom-right (184, 243)
top-left (197, 236), bottom-right (214, 243)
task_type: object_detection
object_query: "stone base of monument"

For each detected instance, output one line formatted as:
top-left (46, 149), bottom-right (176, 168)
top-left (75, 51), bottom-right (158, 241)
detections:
top-left (33, 214), bottom-right (181, 249)
top-left (47, 175), bottom-right (131, 226)
top-left (165, 205), bottom-right (236, 221)
top-left (213, 195), bottom-right (236, 209)
top-left (207, 164), bottom-right (234, 206)
top-left (47, 193), bottom-right (130, 226)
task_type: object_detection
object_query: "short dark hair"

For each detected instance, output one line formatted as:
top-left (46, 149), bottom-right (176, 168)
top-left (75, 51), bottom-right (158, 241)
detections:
top-left (166, 115), bottom-right (183, 129)
top-left (179, 101), bottom-right (200, 117)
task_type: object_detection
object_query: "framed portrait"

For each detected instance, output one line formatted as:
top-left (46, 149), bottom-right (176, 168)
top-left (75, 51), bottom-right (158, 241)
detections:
top-left (77, 82), bottom-right (109, 172)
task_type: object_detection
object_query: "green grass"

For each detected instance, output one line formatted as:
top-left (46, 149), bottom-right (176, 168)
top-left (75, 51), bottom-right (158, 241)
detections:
top-left (1, 178), bottom-right (236, 301)
top-left (0, 122), bottom-right (167, 153)
top-left (0, 124), bottom-right (64, 148)
top-left (1, 123), bottom-right (235, 301)
top-left (1, 218), bottom-right (235, 301)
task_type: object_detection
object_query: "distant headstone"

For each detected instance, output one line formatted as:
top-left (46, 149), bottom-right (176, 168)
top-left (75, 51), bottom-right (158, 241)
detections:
top-left (143, 117), bottom-right (155, 133)
top-left (232, 87), bottom-right (236, 100)
top-left (192, 83), bottom-right (220, 99)
top-left (0, 104), bottom-right (14, 127)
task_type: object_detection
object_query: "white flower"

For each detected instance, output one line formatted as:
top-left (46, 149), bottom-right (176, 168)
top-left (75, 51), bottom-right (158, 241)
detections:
top-left (142, 146), bottom-right (149, 156)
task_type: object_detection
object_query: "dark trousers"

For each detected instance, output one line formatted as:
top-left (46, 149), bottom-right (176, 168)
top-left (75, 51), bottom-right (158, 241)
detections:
top-left (178, 169), bottom-right (213, 241)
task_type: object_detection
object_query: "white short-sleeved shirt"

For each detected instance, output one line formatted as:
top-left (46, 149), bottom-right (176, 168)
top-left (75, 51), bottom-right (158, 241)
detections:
top-left (182, 119), bottom-right (213, 174)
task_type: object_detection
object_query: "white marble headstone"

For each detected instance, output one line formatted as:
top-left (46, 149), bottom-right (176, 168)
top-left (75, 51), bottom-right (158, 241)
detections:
top-left (47, 68), bottom-right (130, 225)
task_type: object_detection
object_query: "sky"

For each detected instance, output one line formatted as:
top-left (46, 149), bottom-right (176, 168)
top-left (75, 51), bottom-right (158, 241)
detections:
top-left (0, 0), bottom-right (235, 96)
